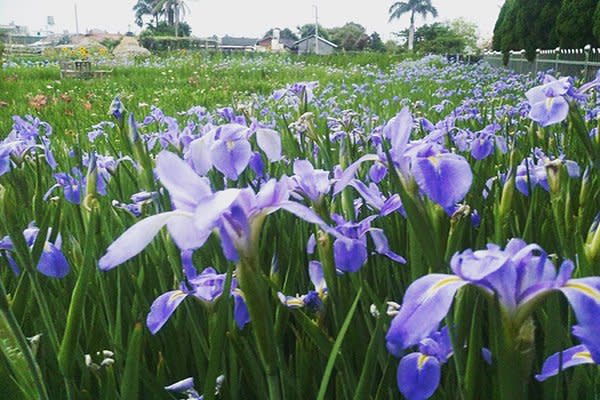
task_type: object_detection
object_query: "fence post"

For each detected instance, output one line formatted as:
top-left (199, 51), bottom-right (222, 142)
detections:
top-left (554, 47), bottom-right (560, 73)
top-left (584, 44), bottom-right (591, 81)
top-left (534, 48), bottom-right (540, 76)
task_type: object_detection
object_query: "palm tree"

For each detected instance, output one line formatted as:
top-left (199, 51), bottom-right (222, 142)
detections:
top-left (133, 0), bottom-right (161, 28)
top-left (389, 0), bottom-right (438, 51)
top-left (152, 0), bottom-right (191, 37)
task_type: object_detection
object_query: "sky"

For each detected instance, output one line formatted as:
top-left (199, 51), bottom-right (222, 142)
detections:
top-left (0, 0), bottom-right (505, 41)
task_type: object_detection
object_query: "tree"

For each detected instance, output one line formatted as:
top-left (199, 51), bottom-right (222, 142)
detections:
top-left (493, 0), bottom-right (561, 62)
top-left (297, 24), bottom-right (331, 41)
top-left (134, 0), bottom-right (158, 28)
top-left (142, 21), bottom-right (191, 37)
top-left (412, 22), bottom-right (465, 54)
top-left (329, 22), bottom-right (370, 51)
top-left (151, 0), bottom-right (192, 37)
top-left (595, 2), bottom-right (600, 44)
top-left (514, 0), bottom-right (561, 61)
top-left (492, 0), bottom-right (520, 62)
top-left (448, 18), bottom-right (478, 53)
top-left (388, 0), bottom-right (438, 51)
top-left (556, 0), bottom-right (598, 48)
top-left (370, 32), bottom-right (386, 52)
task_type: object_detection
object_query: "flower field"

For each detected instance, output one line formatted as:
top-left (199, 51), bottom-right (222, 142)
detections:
top-left (0, 53), bottom-right (599, 400)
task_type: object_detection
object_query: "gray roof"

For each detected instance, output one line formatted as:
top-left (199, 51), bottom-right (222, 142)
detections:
top-left (220, 36), bottom-right (258, 47)
top-left (293, 35), bottom-right (338, 48)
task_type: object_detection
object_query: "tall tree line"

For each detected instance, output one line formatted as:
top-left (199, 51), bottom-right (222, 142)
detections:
top-left (493, 0), bottom-right (599, 61)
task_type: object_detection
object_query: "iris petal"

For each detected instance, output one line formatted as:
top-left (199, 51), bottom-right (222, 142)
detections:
top-left (386, 274), bottom-right (467, 355)
top-left (37, 242), bottom-right (70, 278)
top-left (397, 352), bottom-right (441, 400)
top-left (536, 345), bottom-right (595, 382)
top-left (147, 290), bottom-right (188, 335)
top-left (99, 211), bottom-right (184, 270)
top-left (256, 128), bottom-right (282, 161)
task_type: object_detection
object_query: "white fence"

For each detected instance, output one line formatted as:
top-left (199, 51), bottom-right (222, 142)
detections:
top-left (483, 47), bottom-right (600, 81)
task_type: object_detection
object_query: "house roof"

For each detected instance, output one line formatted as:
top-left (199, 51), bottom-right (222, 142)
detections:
top-left (293, 35), bottom-right (338, 48)
top-left (220, 36), bottom-right (258, 47)
top-left (257, 36), bottom-right (296, 48)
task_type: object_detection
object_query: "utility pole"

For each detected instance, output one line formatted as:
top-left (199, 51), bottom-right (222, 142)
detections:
top-left (74, 3), bottom-right (79, 34)
top-left (313, 4), bottom-right (319, 54)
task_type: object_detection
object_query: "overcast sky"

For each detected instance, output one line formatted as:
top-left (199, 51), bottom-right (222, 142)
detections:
top-left (0, 0), bottom-right (504, 40)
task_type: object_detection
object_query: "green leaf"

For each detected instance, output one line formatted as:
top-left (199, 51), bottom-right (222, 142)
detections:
top-left (316, 288), bottom-right (362, 400)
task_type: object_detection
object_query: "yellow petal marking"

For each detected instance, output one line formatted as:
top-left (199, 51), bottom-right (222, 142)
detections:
top-left (564, 282), bottom-right (600, 302)
top-left (417, 354), bottom-right (430, 370)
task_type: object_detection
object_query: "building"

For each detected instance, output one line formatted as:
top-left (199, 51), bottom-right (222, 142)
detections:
top-left (293, 35), bottom-right (338, 55)
top-left (256, 28), bottom-right (295, 52)
top-left (218, 36), bottom-right (257, 52)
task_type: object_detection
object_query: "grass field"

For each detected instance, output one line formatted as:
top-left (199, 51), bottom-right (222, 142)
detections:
top-left (0, 52), bottom-right (599, 400)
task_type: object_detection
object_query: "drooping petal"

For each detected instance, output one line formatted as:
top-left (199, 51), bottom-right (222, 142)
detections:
top-left (233, 292), bottom-right (250, 329)
top-left (99, 211), bottom-right (184, 270)
top-left (386, 274), bottom-right (467, 355)
top-left (146, 290), bottom-right (188, 335)
top-left (397, 353), bottom-right (441, 400)
top-left (210, 137), bottom-right (252, 180)
top-left (412, 153), bottom-right (473, 210)
top-left (368, 228), bottom-right (406, 264)
top-left (535, 345), bottom-right (596, 382)
top-left (528, 96), bottom-right (569, 127)
top-left (559, 277), bottom-right (600, 361)
top-left (37, 242), bottom-right (70, 278)
top-left (256, 128), bottom-right (282, 161)
top-left (333, 237), bottom-right (367, 273)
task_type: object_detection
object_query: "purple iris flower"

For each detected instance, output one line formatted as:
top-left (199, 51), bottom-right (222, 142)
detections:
top-left (289, 160), bottom-right (331, 202)
top-left (109, 96), bottom-right (125, 123)
top-left (99, 151), bottom-right (336, 270)
top-left (146, 252), bottom-right (249, 334)
top-left (217, 107), bottom-right (246, 125)
top-left (348, 179), bottom-right (403, 217)
top-left (46, 169), bottom-right (84, 204)
top-left (396, 326), bottom-right (453, 400)
top-left (0, 225), bottom-right (69, 278)
top-left (0, 115), bottom-right (57, 175)
top-left (273, 81), bottom-right (318, 104)
top-left (187, 124), bottom-right (281, 180)
top-left (99, 151), bottom-right (223, 270)
top-left (469, 124), bottom-right (507, 161)
top-left (525, 75), bottom-right (571, 127)
top-left (87, 121), bottom-right (114, 143)
top-left (514, 151), bottom-right (580, 196)
top-left (331, 214), bottom-right (405, 273)
top-left (386, 239), bottom-right (600, 358)
top-left (112, 191), bottom-right (157, 217)
top-left (334, 108), bottom-right (473, 213)
top-left (278, 260), bottom-right (327, 313)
